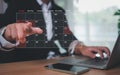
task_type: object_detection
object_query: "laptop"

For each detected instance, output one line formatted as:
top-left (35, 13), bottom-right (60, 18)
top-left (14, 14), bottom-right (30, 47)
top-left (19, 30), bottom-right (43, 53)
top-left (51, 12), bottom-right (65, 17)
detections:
top-left (58, 34), bottom-right (120, 69)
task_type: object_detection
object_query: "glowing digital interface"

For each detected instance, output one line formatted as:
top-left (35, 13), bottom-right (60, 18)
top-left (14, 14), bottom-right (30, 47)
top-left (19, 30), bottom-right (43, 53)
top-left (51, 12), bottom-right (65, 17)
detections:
top-left (16, 10), bottom-right (76, 48)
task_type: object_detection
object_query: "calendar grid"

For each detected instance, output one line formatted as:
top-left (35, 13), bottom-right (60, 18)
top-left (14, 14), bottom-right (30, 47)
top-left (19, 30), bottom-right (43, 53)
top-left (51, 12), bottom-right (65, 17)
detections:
top-left (16, 10), bottom-right (76, 48)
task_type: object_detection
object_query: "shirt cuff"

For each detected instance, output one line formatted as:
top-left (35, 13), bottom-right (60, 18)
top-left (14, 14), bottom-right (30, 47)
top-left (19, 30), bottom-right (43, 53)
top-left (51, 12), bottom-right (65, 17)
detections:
top-left (0, 27), bottom-right (19, 51)
top-left (68, 40), bottom-right (84, 55)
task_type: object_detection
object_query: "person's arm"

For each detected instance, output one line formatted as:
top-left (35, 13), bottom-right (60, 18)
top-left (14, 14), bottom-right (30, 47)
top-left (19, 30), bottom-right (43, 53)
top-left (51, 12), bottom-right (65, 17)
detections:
top-left (0, 22), bottom-right (43, 51)
top-left (0, 27), bottom-right (17, 51)
top-left (69, 41), bottom-right (110, 59)
top-left (68, 40), bottom-right (83, 55)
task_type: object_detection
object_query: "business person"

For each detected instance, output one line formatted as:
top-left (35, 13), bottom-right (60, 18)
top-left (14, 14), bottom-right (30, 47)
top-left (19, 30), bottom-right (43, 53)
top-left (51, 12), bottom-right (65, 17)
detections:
top-left (0, 0), bottom-right (110, 62)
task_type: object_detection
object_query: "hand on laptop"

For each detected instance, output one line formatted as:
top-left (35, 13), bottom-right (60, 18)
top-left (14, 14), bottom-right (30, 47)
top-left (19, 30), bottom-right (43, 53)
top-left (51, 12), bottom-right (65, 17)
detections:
top-left (75, 45), bottom-right (110, 59)
top-left (3, 22), bottom-right (43, 46)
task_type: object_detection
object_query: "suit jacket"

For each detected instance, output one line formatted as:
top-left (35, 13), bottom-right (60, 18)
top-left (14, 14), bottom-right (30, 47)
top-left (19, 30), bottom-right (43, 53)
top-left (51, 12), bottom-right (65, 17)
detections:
top-left (0, 0), bottom-right (77, 63)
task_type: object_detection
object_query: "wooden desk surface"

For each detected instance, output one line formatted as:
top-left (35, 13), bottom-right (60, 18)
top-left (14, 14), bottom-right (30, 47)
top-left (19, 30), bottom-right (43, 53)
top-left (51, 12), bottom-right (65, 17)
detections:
top-left (0, 58), bottom-right (120, 75)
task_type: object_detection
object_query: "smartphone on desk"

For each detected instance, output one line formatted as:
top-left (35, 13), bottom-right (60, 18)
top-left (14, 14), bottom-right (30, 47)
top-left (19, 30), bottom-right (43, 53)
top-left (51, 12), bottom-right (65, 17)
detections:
top-left (44, 63), bottom-right (90, 75)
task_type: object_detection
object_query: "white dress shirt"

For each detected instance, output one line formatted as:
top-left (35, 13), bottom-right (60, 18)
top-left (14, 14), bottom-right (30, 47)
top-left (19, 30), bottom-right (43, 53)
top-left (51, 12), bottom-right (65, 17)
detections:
top-left (37, 0), bottom-right (53, 41)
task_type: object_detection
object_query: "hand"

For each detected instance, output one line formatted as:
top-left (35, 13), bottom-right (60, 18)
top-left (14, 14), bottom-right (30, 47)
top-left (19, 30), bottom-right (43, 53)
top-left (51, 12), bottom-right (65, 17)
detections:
top-left (3, 22), bottom-right (43, 45)
top-left (75, 45), bottom-right (110, 59)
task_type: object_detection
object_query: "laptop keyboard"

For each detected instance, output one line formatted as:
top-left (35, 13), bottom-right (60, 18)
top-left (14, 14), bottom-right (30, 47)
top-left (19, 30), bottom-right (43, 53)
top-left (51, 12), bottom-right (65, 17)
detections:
top-left (79, 57), bottom-right (108, 66)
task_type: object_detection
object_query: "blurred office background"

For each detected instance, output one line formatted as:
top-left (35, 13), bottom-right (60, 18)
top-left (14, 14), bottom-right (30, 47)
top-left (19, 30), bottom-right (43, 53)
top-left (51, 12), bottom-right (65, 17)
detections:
top-left (56, 0), bottom-right (119, 52)
top-left (0, 0), bottom-right (120, 52)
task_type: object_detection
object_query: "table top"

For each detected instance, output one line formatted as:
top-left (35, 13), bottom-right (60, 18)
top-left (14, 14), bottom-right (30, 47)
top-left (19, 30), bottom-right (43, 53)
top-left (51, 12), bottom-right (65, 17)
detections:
top-left (0, 58), bottom-right (120, 75)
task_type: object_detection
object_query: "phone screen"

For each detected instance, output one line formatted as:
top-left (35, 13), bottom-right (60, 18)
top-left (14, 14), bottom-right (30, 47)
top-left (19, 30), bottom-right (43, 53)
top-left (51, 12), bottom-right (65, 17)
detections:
top-left (44, 63), bottom-right (89, 75)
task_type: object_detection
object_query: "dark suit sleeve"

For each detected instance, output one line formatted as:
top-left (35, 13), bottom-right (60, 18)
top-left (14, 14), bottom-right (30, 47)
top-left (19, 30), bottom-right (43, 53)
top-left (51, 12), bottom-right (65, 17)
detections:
top-left (63, 12), bottom-right (77, 48)
top-left (0, 0), bottom-right (16, 28)
top-left (52, 9), bottom-right (77, 56)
